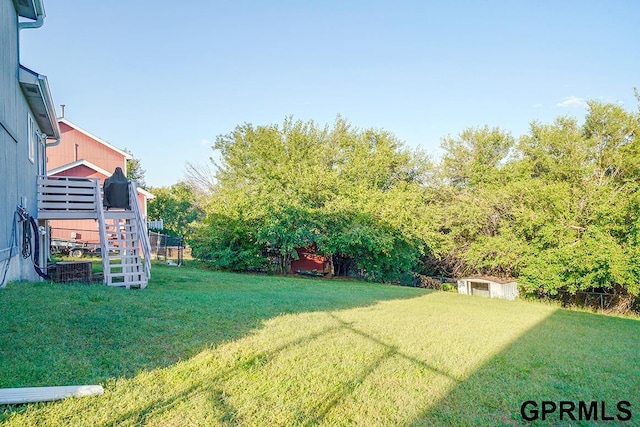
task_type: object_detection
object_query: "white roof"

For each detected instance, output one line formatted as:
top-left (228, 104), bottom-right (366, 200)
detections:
top-left (48, 159), bottom-right (112, 177)
top-left (48, 160), bottom-right (153, 200)
top-left (136, 187), bottom-right (155, 199)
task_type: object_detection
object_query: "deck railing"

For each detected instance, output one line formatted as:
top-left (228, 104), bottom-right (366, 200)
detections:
top-left (37, 176), bottom-right (100, 219)
top-left (129, 181), bottom-right (152, 279)
top-left (37, 175), bottom-right (152, 285)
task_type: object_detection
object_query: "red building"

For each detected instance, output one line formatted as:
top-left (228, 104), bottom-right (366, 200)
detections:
top-left (46, 118), bottom-right (153, 246)
top-left (290, 245), bottom-right (331, 275)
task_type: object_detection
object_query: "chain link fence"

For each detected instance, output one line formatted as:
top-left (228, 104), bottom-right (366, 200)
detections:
top-left (148, 231), bottom-right (186, 266)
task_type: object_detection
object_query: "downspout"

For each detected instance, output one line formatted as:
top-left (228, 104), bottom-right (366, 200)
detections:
top-left (18, 14), bottom-right (43, 30)
top-left (44, 135), bottom-right (60, 148)
top-left (18, 1), bottom-right (45, 31)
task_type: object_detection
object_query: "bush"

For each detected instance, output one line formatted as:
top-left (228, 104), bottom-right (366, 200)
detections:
top-left (412, 275), bottom-right (443, 290)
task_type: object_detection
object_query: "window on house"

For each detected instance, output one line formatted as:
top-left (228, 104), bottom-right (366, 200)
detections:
top-left (27, 114), bottom-right (40, 164)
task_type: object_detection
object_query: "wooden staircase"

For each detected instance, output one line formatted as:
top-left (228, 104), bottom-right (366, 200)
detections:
top-left (101, 211), bottom-right (146, 288)
top-left (38, 176), bottom-right (151, 289)
top-left (98, 181), bottom-right (151, 289)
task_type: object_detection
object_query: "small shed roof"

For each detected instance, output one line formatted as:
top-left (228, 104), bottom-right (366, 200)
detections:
top-left (459, 276), bottom-right (517, 285)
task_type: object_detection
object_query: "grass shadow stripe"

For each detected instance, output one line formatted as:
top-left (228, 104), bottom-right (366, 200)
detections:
top-left (303, 345), bottom-right (397, 426)
top-left (328, 312), bottom-right (462, 383)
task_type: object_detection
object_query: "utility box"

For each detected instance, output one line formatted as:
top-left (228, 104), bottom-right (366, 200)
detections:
top-left (103, 167), bottom-right (130, 209)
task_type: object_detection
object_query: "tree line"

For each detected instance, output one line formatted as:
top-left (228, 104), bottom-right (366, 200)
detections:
top-left (148, 98), bottom-right (640, 304)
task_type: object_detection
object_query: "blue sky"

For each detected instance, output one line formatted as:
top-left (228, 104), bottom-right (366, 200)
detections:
top-left (20, 1), bottom-right (639, 187)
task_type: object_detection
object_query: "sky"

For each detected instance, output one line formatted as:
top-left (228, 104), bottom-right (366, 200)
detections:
top-left (20, 0), bottom-right (640, 188)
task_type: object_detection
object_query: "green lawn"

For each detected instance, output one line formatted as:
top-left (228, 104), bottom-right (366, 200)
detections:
top-left (1, 263), bottom-right (638, 426)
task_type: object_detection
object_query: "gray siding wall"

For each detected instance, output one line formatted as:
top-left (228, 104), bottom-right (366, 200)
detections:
top-left (1, 0), bottom-right (44, 283)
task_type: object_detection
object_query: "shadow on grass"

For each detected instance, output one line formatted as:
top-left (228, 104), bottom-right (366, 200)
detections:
top-left (302, 313), bottom-right (463, 426)
top-left (6, 272), bottom-right (637, 425)
top-left (412, 309), bottom-right (640, 425)
top-left (0, 263), bottom-right (428, 389)
top-left (98, 322), bottom-right (346, 426)
top-left (58, 308), bottom-right (465, 426)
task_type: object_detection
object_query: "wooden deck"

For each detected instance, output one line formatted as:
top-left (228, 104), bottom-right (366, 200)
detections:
top-left (37, 175), bottom-right (151, 288)
top-left (37, 176), bottom-right (100, 219)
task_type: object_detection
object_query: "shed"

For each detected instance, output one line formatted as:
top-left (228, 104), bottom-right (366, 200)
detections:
top-left (290, 245), bottom-right (330, 276)
top-left (457, 276), bottom-right (519, 301)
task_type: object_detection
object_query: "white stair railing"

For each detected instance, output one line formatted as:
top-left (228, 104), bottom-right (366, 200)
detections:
top-left (103, 210), bottom-right (146, 289)
top-left (128, 181), bottom-right (151, 279)
top-left (94, 180), bottom-right (110, 284)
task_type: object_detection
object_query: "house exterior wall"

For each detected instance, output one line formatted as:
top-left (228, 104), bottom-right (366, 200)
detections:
top-left (0, 0), bottom-right (47, 283)
top-left (136, 192), bottom-right (147, 220)
top-left (50, 219), bottom-right (100, 245)
top-left (47, 121), bottom-right (125, 173)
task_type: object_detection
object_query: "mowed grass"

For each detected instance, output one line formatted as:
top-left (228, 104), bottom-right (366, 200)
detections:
top-left (1, 264), bottom-right (639, 426)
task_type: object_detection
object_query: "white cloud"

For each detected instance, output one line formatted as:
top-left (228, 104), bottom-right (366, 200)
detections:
top-left (200, 138), bottom-right (212, 146)
top-left (556, 96), bottom-right (587, 108)
top-left (597, 95), bottom-right (624, 105)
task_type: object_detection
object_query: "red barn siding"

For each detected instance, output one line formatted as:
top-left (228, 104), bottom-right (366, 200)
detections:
top-left (50, 219), bottom-right (100, 245)
top-left (47, 121), bottom-right (126, 174)
top-left (136, 192), bottom-right (147, 218)
top-left (290, 247), bottom-right (330, 274)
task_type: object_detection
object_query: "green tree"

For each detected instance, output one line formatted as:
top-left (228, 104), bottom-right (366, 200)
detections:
top-left (427, 126), bottom-right (519, 277)
top-left (515, 102), bottom-right (640, 297)
top-left (124, 148), bottom-right (147, 189)
top-left (147, 182), bottom-right (203, 238)
top-left (193, 116), bottom-right (431, 280)
top-left (440, 125), bottom-right (514, 189)
top-left (427, 99), bottom-right (640, 300)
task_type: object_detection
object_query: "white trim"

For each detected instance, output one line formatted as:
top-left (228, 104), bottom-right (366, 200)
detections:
top-left (136, 187), bottom-right (154, 199)
top-left (48, 160), bottom-right (154, 201)
top-left (28, 113), bottom-right (36, 163)
top-left (58, 118), bottom-right (132, 160)
top-left (19, 66), bottom-right (60, 139)
top-left (48, 159), bottom-right (113, 178)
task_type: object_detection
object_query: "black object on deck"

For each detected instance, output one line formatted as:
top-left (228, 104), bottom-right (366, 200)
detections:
top-left (103, 167), bottom-right (130, 209)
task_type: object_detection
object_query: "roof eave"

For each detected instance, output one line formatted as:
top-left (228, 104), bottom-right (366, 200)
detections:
top-left (137, 187), bottom-right (154, 199)
top-left (48, 159), bottom-right (112, 177)
top-left (14, 0), bottom-right (45, 21)
top-left (19, 65), bottom-right (60, 139)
